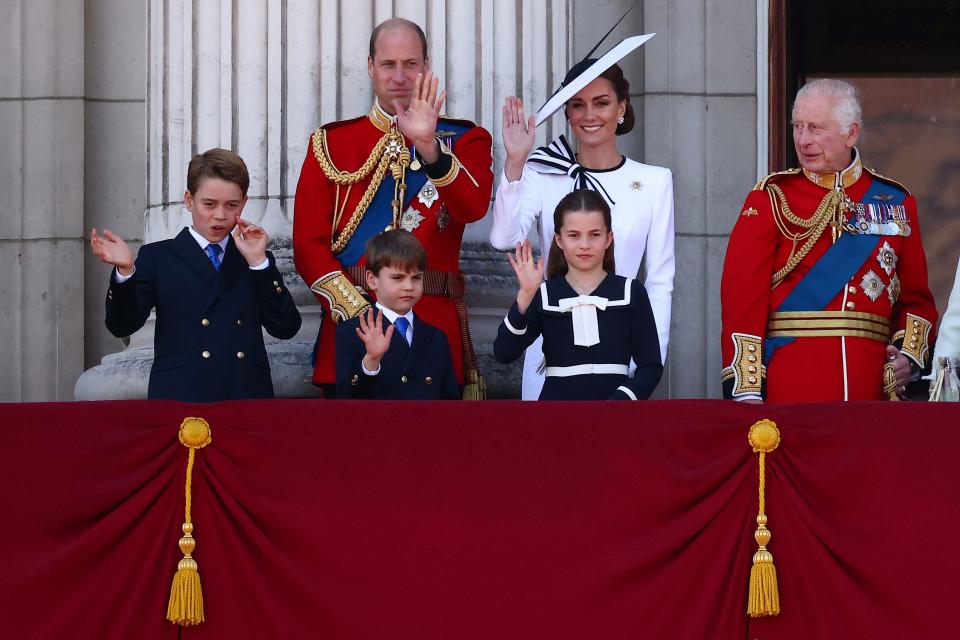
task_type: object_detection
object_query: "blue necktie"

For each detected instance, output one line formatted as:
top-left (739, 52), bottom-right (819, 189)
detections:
top-left (394, 316), bottom-right (410, 345)
top-left (205, 243), bottom-right (223, 270)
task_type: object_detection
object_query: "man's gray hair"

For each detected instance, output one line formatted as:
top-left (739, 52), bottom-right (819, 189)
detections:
top-left (793, 78), bottom-right (863, 133)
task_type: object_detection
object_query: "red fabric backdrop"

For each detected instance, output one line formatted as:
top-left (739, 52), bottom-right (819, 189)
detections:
top-left (1, 400), bottom-right (958, 639)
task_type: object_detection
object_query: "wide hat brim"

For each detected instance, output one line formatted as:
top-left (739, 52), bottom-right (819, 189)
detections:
top-left (535, 33), bottom-right (655, 127)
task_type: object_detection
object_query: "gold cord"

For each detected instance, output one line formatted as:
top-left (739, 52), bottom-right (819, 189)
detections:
top-left (312, 126), bottom-right (410, 254)
top-left (768, 186), bottom-right (846, 288)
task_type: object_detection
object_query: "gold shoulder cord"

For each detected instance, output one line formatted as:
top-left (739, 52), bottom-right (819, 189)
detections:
top-left (311, 126), bottom-right (410, 255)
top-left (767, 185), bottom-right (846, 288)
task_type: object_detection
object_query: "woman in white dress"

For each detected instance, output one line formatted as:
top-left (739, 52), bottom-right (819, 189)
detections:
top-left (490, 60), bottom-right (675, 399)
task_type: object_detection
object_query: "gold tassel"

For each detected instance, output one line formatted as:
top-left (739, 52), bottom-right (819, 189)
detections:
top-left (167, 417), bottom-right (212, 626)
top-left (462, 369), bottom-right (487, 401)
top-left (883, 362), bottom-right (901, 401)
top-left (747, 419), bottom-right (781, 617)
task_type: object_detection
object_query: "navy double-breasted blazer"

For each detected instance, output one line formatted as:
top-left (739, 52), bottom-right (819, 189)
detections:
top-left (105, 228), bottom-right (301, 401)
top-left (335, 311), bottom-right (460, 400)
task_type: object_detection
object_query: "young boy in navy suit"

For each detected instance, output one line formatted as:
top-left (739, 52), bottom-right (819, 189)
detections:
top-left (90, 148), bottom-right (301, 401)
top-left (335, 230), bottom-right (459, 399)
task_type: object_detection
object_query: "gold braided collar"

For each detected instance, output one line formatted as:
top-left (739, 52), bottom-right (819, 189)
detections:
top-left (802, 148), bottom-right (863, 190)
top-left (368, 99), bottom-right (396, 133)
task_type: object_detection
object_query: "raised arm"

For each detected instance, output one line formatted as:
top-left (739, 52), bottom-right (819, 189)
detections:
top-left (490, 97), bottom-right (541, 251)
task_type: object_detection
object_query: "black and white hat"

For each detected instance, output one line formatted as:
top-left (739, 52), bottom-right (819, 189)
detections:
top-left (535, 1), bottom-right (654, 127)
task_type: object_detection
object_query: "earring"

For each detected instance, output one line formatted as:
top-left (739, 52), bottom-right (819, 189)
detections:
top-left (617, 115), bottom-right (625, 125)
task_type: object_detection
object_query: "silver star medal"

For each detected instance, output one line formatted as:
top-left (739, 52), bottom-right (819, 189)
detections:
top-left (399, 206), bottom-right (426, 232)
top-left (417, 181), bottom-right (439, 208)
top-left (887, 275), bottom-right (901, 305)
top-left (860, 269), bottom-right (885, 302)
top-left (876, 241), bottom-right (897, 276)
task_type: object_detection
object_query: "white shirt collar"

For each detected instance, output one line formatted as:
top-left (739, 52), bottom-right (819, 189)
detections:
top-left (188, 226), bottom-right (229, 252)
top-left (375, 301), bottom-right (414, 328)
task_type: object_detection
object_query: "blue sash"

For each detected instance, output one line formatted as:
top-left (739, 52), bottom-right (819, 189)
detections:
top-left (337, 121), bottom-right (471, 266)
top-left (763, 178), bottom-right (906, 364)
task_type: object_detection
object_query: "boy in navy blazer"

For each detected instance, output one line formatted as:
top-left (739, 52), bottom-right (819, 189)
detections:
top-left (90, 148), bottom-right (301, 401)
top-left (335, 230), bottom-right (459, 399)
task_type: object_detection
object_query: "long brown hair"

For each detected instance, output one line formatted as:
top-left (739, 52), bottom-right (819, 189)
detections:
top-left (546, 190), bottom-right (616, 279)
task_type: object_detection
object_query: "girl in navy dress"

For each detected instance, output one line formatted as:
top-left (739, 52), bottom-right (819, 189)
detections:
top-left (494, 189), bottom-right (663, 400)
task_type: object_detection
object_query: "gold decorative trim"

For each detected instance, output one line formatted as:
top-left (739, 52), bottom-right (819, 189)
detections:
top-left (729, 333), bottom-right (765, 396)
top-left (802, 148), bottom-right (863, 189)
top-left (899, 313), bottom-right (932, 368)
top-left (863, 166), bottom-right (912, 195)
top-left (769, 310), bottom-right (888, 322)
top-left (368, 99), bottom-right (395, 133)
top-left (428, 140), bottom-right (461, 187)
top-left (311, 271), bottom-right (370, 323)
top-left (766, 329), bottom-right (889, 341)
top-left (767, 320), bottom-right (889, 331)
top-left (753, 168), bottom-right (802, 191)
top-left (767, 187), bottom-right (846, 287)
top-left (312, 124), bottom-right (410, 255)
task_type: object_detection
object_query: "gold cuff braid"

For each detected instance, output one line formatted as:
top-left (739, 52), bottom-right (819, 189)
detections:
top-left (311, 271), bottom-right (370, 323)
top-left (898, 313), bottom-right (932, 368)
top-left (428, 140), bottom-right (461, 187)
top-left (724, 333), bottom-right (765, 396)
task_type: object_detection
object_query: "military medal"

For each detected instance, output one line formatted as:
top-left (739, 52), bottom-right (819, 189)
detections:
top-left (876, 241), bottom-right (897, 276)
top-left (887, 274), bottom-right (901, 305)
top-left (436, 204), bottom-right (450, 231)
top-left (860, 270), bottom-right (885, 302)
top-left (399, 206), bottom-right (425, 232)
top-left (417, 181), bottom-right (439, 208)
top-left (409, 145), bottom-right (421, 171)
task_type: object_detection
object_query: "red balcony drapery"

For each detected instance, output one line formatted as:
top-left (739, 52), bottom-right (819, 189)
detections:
top-left (2, 400), bottom-right (958, 639)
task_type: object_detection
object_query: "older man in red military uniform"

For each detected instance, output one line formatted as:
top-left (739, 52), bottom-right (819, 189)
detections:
top-left (720, 79), bottom-right (937, 402)
top-left (294, 18), bottom-right (493, 397)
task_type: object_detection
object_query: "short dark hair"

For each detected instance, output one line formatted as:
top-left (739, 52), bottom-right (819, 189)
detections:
top-left (186, 148), bottom-right (250, 195)
top-left (368, 18), bottom-right (428, 60)
top-left (365, 229), bottom-right (427, 275)
top-left (547, 189), bottom-right (616, 279)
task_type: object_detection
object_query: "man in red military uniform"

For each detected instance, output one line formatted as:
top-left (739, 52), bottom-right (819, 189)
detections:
top-left (721, 79), bottom-right (937, 402)
top-left (294, 18), bottom-right (493, 397)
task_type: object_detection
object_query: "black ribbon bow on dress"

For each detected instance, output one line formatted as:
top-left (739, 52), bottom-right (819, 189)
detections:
top-left (527, 135), bottom-right (617, 206)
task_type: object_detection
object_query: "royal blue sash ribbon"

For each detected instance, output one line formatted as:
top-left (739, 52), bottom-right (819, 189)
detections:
top-left (337, 121), bottom-right (471, 267)
top-left (763, 177), bottom-right (906, 365)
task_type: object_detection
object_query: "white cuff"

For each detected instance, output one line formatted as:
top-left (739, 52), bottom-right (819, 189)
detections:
top-left (733, 393), bottom-right (762, 402)
top-left (112, 267), bottom-right (135, 283)
top-left (249, 257), bottom-right (270, 271)
top-left (361, 362), bottom-right (381, 376)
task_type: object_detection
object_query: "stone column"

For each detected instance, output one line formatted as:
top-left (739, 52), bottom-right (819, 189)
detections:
top-left (0, 0), bottom-right (85, 401)
top-left (77, 0), bottom-right (569, 399)
top-left (639, 0), bottom-right (759, 398)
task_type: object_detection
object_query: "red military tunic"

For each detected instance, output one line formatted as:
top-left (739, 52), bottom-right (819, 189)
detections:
top-left (720, 151), bottom-right (937, 402)
top-left (294, 101), bottom-right (493, 386)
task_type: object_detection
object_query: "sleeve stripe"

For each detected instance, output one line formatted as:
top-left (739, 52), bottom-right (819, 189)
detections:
top-left (617, 385), bottom-right (638, 401)
top-left (504, 315), bottom-right (526, 335)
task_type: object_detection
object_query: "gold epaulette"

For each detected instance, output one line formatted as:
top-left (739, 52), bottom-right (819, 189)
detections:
top-left (311, 127), bottom-right (390, 186)
top-left (310, 271), bottom-right (370, 323)
top-left (753, 168), bottom-right (802, 191)
top-left (437, 114), bottom-right (479, 130)
top-left (863, 167), bottom-right (912, 196)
